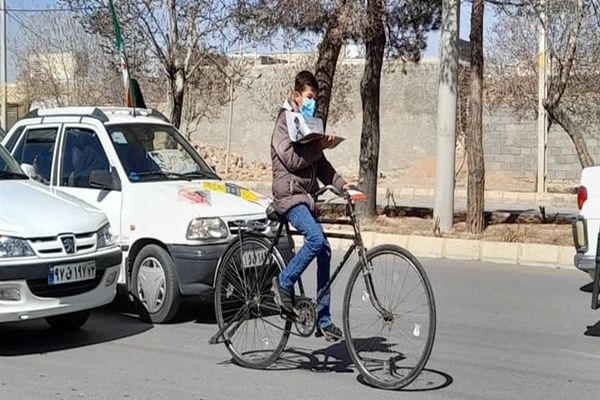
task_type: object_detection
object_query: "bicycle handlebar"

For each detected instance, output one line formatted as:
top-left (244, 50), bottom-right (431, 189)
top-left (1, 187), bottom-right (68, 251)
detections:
top-left (313, 185), bottom-right (343, 199)
top-left (312, 184), bottom-right (363, 202)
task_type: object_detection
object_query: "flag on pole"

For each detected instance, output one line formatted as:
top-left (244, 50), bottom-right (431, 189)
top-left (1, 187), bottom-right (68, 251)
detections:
top-left (109, 0), bottom-right (137, 107)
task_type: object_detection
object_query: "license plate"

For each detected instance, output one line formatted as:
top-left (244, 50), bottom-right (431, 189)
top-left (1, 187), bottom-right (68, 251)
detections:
top-left (241, 249), bottom-right (268, 269)
top-left (48, 261), bottom-right (96, 286)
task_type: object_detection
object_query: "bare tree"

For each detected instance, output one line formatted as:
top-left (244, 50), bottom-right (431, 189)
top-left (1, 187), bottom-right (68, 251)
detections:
top-left (181, 52), bottom-right (256, 140)
top-left (233, 0), bottom-right (441, 216)
top-left (487, 0), bottom-right (600, 168)
top-left (12, 11), bottom-right (121, 108)
top-left (61, 0), bottom-right (232, 128)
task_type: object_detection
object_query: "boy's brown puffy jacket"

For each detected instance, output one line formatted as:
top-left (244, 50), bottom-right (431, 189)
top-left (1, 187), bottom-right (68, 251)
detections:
top-left (270, 99), bottom-right (345, 215)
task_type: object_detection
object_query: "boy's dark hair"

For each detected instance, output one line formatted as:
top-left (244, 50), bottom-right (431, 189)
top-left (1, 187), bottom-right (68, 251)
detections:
top-left (294, 70), bottom-right (319, 92)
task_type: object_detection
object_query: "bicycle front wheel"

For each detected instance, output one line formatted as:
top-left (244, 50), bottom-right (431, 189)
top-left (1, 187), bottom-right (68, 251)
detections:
top-left (343, 244), bottom-right (436, 390)
top-left (214, 235), bottom-right (292, 369)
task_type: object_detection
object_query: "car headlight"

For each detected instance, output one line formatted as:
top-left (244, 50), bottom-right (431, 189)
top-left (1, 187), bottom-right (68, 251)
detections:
top-left (187, 218), bottom-right (228, 240)
top-left (97, 224), bottom-right (116, 248)
top-left (0, 236), bottom-right (35, 258)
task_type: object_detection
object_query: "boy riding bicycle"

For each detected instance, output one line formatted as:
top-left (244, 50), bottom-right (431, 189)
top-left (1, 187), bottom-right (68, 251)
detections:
top-left (270, 70), bottom-right (351, 341)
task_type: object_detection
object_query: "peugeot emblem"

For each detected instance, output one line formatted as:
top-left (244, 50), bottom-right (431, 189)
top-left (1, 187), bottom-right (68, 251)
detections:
top-left (61, 236), bottom-right (76, 254)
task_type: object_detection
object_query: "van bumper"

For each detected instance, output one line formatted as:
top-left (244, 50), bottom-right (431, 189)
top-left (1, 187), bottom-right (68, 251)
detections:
top-left (168, 240), bottom-right (294, 297)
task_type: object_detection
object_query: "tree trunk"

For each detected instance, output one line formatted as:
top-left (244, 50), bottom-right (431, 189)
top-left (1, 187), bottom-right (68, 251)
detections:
top-left (466, 0), bottom-right (485, 234)
top-left (544, 102), bottom-right (595, 168)
top-left (358, 0), bottom-right (386, 217)
top-left (314, 7), bottom-right (345, 129)
top-left (170, 68), bottom-right (185, 129)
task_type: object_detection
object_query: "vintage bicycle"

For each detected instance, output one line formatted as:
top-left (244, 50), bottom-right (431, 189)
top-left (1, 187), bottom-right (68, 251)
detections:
top-left (209, 185), bottom-right (436, 390)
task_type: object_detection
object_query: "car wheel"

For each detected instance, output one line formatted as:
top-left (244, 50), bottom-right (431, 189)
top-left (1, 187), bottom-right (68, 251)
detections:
top-left (45, 310), bottom-right (90, 330)
top-left (132, 244), bottom-right (180, 324)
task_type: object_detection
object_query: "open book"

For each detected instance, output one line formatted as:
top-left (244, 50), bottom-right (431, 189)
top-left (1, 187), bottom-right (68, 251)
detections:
top-left (285, 111), bottom-right (345, 149)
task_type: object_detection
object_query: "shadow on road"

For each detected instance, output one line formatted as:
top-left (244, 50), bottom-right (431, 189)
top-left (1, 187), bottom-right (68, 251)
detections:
top-left (357, 368), bottom-right (453, 392)
top-left (584, 320), bottom-right (600, 337)
top-left (217, 337), bottom-right (452, 392)
top-left (0, 309), bottom-right (151, 357)
top-left (580, 282), bottom-right (594, 293)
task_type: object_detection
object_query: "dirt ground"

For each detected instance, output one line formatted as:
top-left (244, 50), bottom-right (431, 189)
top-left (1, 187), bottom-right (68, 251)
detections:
top-left (320, 207), bottom-right (573, 246)
top-left (360, 215), bottom-right (573, 246)
top-left (374, 156), bottom-right (578, 194)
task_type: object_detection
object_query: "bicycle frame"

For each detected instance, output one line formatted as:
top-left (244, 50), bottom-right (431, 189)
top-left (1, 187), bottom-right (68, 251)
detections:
top-left (209, 192), bottom-right (392, 346)
top-left (253, 196), bottom-right (392, 319)
top-left (307, 199), bottom-right (393, 320)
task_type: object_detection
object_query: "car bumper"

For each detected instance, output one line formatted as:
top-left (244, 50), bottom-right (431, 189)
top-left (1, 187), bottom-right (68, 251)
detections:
top-left (0, 262), bottom-right (121, 323)
top-left (168, 238), bottom-right (294, 296)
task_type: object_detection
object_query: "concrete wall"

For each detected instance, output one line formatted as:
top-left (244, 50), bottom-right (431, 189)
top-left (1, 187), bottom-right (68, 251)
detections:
top-left (190, 61), bottom-right (599, 181)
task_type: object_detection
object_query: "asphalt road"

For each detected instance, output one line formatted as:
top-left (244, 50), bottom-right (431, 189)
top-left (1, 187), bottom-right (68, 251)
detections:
top-left (1, 256), bottom-right (598, 400)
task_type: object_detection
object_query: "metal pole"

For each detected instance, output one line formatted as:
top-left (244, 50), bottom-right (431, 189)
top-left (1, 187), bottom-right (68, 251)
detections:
top-left (0, 0), bottom-right (7, 136)
top-left (225, 80), bottom-right (234, 175)
top-left (433, 0), bottom-right (460, 232)
top-left (536, 0), bottom-right (547, 193)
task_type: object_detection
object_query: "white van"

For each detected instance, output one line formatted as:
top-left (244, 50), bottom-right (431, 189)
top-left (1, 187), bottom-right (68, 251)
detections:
top-left (2, 107), bottom-right (290, 323)
top-left (0, 144), bottom-right (121, 328)
top-left (572, 166), bottom-right (600, 309)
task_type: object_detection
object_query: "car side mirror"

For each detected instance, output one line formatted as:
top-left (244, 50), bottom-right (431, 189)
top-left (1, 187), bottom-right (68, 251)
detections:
top-left (20, 163), bottom-right (34, 178)
top-left (89, 169), bottom-right (121, 191)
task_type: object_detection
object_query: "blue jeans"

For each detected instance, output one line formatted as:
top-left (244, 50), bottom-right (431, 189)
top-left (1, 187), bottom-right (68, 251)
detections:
top-left (279, 204), bottom-right (333, 328)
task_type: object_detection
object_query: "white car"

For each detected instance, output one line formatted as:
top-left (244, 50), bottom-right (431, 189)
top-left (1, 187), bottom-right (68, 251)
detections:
top-left (0, 144), bottom-right (122, 328)
top-left (572, 166), bottom-right (600, 309)
top-left (2, 107), bottom-right (291, 323)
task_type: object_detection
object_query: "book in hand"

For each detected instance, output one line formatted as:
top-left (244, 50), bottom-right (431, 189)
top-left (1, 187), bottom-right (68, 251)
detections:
top-left (285, 111), bottom-right (345, 149)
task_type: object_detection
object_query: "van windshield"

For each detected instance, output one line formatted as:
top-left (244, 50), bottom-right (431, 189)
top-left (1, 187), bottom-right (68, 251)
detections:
top-left (106, 123), bottom-right (219, 183)
top-left (0, 145), bottom-right (28, 180)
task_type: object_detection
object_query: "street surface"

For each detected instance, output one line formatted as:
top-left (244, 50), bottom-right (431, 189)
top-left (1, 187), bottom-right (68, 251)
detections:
top-left (1, 256), bottom-right (598, 400)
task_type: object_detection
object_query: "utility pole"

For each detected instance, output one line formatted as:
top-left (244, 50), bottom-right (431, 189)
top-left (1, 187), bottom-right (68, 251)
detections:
top-left (225, 41), bottom-right (242, 176)
top-left (225, 78), bottom-right (234, 175)
top-left (536, 0), bottom-right (548, 193)
top-left (433, 0), bottom-right (460, 232)
top-left (0, 0), bottom-right (7, 137)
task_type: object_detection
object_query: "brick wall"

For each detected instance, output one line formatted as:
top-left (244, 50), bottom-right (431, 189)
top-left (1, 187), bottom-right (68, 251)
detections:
top-left (190, 60), bottom-right (599, 181)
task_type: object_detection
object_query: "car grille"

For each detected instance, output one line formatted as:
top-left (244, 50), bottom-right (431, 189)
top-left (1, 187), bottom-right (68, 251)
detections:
top-left (29, 232), bottom-right (97, 258)
top-left (27, 270), bottom-right (103, 298)
top-left (227, 218), bottom-right (271, 236)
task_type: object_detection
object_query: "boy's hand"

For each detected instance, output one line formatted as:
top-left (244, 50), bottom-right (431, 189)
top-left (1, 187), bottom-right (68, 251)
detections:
top-left (320, 135), bottom-right (335, 149)
top-left (343, 183), bottom-right (358, 191)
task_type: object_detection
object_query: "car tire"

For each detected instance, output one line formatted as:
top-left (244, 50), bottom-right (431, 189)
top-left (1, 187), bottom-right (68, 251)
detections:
top-left (45, 310), bottom-right (90, 330)
top-left (132, 244), bottom-right (180, 324)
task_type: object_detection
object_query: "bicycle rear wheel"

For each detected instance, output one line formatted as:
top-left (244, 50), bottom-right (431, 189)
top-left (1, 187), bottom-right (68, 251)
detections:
top-left (343, 244), bottom-right (436, 390)
top-left (214, 235), bottom-right (292, 369)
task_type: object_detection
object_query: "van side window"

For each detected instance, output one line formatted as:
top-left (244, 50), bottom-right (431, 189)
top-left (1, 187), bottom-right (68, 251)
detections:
top-left (11, 127), bottom-right (59, 184)
top-left (61, 127), bottom-right (110, 188)
top-left (4, 126), bottom-right (24, 152)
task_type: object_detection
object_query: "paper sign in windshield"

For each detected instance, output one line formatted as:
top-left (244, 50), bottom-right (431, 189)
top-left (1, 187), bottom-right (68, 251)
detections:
top-left (150, 149), bottom-right (197, 174)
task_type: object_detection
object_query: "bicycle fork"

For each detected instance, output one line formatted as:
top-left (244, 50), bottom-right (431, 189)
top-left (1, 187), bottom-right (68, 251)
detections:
top-left (349, 204), bottom-right (394, 321)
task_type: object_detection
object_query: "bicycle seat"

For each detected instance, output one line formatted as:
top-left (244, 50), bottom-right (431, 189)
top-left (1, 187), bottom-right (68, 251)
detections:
top-left (266, 203), bottom-right (285, 222)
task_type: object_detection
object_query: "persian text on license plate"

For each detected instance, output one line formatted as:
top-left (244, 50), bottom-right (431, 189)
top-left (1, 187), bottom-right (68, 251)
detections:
top-left (242, 249), bottom-right (268, 269)
top-left (48, 261), bottom-right (96, 286)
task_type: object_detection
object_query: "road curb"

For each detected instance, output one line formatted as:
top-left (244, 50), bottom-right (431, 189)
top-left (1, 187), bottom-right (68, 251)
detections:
top-left (321, 231), bottom-right (577, 270)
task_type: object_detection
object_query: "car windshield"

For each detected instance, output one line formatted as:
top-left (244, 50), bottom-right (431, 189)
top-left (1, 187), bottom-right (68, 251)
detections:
top-left (106, 123), bottom-right (218, 183)
top-left (0, 145), bottom-right (28, 180)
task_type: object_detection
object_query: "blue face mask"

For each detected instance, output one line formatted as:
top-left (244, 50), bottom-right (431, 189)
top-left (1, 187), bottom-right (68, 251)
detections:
top-left (301, 97), bottom-right (316, 119)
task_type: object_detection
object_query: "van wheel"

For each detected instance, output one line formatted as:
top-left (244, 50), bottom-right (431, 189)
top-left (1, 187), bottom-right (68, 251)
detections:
top-left (132, 244), bottom-right (180, 324)
top-left (45, 310), bottom-right (90, 330)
